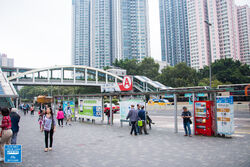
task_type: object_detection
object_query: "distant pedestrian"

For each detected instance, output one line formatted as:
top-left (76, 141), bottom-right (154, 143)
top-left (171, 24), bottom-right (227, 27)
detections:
top-left (181, 106), bottom-right (192, 137)
top-left (23, 104), bottom-right (27, 115)
top-left (38, 109), bottom-right (45, 131)
top-left (126, 105), bottom-right (139, 136)
top-left (146, 112), bottom-right (154, 129)
top-left (136, 104), bottom-right (141, 133)
top-left (41, 107), bottom-right (56, 152)
top-left (64, 103), bottom-right (72, 126)
top-left (30, 104), bottom-right (35, 115)
top-left (56, 107), bottom-right (64, 127)
top-left (0, 108), bottom-right (13, 161)
top-left (10, 108), bottom-right (20, 144)
top-left (138, 106), bottom-right (148, 135)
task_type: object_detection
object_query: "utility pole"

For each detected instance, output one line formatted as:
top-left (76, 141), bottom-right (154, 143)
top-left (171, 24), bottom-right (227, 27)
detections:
top-left (204, 20), bottom-right (212, 89)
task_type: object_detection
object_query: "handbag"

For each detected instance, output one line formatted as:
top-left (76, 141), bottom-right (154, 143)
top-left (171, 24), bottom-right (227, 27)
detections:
top-left (138, 120), bottom-right (143, 127)
top-left (189, 119), bottom-right (192, 124)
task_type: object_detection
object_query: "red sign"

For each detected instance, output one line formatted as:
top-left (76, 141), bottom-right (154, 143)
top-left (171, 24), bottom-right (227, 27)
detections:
top-left (118, 76), bottom-right (133, 91)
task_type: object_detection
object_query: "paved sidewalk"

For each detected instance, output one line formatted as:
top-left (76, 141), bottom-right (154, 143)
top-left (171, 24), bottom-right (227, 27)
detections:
top-left (1, 112), bottom-right (250, 167)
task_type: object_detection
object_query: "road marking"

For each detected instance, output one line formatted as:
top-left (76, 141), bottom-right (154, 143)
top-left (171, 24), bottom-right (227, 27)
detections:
top-left (235, 131), bottom-right (250, 135)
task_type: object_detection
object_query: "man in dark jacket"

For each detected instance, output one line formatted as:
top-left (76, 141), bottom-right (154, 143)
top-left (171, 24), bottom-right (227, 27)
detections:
top-left (138, 106), bottom-right (148, 135)
top-left (10, 108), bottom-right (20, 144)
top-left (126, 105), bottom-right (139, 136)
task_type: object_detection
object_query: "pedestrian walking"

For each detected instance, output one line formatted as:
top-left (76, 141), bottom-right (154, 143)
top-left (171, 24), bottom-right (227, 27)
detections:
top-left (30, 104), bottom-right (35, 115)
top-left (41, 107), bottom-right (56, 152)
top-left (181, 106), bottom-right (192, 137)
top-left (136, 104), bottom-right (141, 133)
top-left (38, 109), bottom-right (45, 131)
top-left (0, 108), bottom-right (13, 161)
top-left (146, 111), bottom-right (155, 129)
top-left (23, 104), bottom-right (27, 115)
top-left (126, 105), bottom-right (139, 136)
top-left (56, 107), bottom-right (64, 127)
top-left (10, 108), bottom-right (20, 144)
top-left (138, 106), bottom-right (148, 135)
top-left (64, 103), bottom-right (72, 126)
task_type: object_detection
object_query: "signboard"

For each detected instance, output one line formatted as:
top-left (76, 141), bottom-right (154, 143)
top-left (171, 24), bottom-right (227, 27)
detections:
top-left (216, 96), bottom-right (234, 135)
top-left (63, 101), bottom-right (75, 118)
top-left (78, 98), bottom-right (102, 120)
top-left (120, 99), bottom-right (145, 120)
top-left (4, 145), bottom-right (22, 163)
top-left (101, 76), bottom-right (133, 92)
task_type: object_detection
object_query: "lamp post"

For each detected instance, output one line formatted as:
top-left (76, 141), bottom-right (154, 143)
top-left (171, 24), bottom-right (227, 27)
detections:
top-left (204, 20), bottom-right (212, 89)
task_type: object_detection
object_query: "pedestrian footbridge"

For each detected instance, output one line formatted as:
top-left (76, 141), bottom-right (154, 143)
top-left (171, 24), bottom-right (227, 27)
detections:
top-left (133, 75), bottom-right (172, 92)
top-left (3, 65), bottom-right (170, 92)
top-left (7, 65), bottom-right (123, 86)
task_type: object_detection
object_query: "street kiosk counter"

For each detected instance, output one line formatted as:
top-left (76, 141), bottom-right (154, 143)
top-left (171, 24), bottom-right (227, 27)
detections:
top-left (194, 101), bottom-right (215, 136)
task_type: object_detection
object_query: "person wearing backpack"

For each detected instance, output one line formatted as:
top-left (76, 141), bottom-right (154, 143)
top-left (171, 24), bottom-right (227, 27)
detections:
top-left (56, 107), bottom-right (64, 127)
top-left (41, 107), bottom-right (56, 152)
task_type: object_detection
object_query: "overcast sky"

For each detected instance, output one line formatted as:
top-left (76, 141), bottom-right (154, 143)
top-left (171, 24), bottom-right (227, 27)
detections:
top-left (0, 0), bottom-right (249, 68)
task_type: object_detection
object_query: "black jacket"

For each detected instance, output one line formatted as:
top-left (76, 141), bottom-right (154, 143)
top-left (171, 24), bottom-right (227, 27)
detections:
top-left (10, 112), bottom-right (20, 133)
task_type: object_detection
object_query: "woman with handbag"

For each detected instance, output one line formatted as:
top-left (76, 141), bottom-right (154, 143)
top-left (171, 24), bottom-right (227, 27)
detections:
top-left (0, 108), bottom-right (13, 161)
top-left (41, 107), bottom-right (56, 152)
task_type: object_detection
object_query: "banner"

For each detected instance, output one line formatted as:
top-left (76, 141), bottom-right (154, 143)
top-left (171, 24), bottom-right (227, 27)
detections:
top-left (63, 101), bottom-right (75, 118)
top-left (78, 98), bottom-right (102, 120)
top-left (101, 76), bottom-right (133, 92)
top-left (120, 99), bottom-right (145, 120)
top-left (216, 96), bottom-right (234, 135)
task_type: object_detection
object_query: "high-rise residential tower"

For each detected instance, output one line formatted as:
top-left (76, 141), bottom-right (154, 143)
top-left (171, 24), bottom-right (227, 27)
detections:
top-left (72, 0), bottom-right (150, 69)
top-left (237, 5), bottom-right (250, 65)
top-left (187, 0), bottom-right (210, 69)
top-left (159, 0), bottom-right (190, 66)
top-left (207, 0), bottom-right (240, 61)
top-left (120, 0), bottom-right (151, 61)
top-left (186, 0), bottom-right (241, 69)
top-left (91, 0), bottom-right (113, 68)
top-left (72, 0), bottom-right (91, 66)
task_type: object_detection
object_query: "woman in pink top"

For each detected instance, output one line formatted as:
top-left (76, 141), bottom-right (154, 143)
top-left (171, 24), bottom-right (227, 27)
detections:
top-left (56, 107), bottom-right (64, 127)
top-left (0, 108), bottom-right (13, 161)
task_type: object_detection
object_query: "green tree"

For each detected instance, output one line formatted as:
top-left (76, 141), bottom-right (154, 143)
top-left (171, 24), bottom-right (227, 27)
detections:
top-left (157, 63), bottom-right (198, 87)
top-left (114, 58), bottom-right (160, 80)
top-left (137, 57), bottom-right (160, 80)
top-left (199, 59), bottom-right (250, 84)
top-left (114, 59), bottom-right (139, 75)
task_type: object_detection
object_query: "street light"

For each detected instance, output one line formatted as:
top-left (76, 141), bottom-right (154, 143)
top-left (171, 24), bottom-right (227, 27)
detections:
top-left (204, 20), bottom-right (212, 89)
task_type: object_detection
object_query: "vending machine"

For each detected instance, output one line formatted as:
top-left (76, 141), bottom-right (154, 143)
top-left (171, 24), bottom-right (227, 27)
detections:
top-left (194, 101), bottom-right (215, 136)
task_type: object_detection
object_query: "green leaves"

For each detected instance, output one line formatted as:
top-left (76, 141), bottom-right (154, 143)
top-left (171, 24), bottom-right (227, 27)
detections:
top-left (157, 63), bottom-right (198, 87)
top-left (114, 57), bottom-right (160, 80)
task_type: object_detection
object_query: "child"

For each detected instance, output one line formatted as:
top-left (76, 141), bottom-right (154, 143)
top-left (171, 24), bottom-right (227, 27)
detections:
top-left (38, 109), bottom-right (45, 131)
top-left (56, 107), bottom-right (64, 127)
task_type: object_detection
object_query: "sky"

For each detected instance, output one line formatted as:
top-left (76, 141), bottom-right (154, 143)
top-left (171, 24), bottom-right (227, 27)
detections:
top-left (0, 0), bottom-right (249, 68)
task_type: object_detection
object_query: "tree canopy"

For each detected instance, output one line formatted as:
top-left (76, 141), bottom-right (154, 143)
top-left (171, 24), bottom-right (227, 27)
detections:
top-left (113, 57), bottom-right (160, 80)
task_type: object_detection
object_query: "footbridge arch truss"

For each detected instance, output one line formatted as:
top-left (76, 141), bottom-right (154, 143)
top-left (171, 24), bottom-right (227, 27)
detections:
top-left (7, 65), bottom-right (123, 86)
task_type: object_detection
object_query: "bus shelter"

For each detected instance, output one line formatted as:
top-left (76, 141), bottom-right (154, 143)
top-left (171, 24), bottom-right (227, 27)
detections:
top-left (53, 88), bottom-right (229, 135)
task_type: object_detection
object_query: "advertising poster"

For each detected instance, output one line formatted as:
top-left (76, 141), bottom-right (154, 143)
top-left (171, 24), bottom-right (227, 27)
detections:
top-left (63, 101), bottom-right (75, 118)
top-left (78, 98), bottom-right (102, 120)
top-left (216, 96), bottom-right (234, 135)
top-left (120, 99), bottom-right (145, 120)
top-left (195, 102), bottom-right (207, 117)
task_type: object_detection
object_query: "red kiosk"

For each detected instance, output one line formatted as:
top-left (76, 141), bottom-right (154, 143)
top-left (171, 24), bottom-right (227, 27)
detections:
top-left (194, 101), bottom-right (215, 136)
